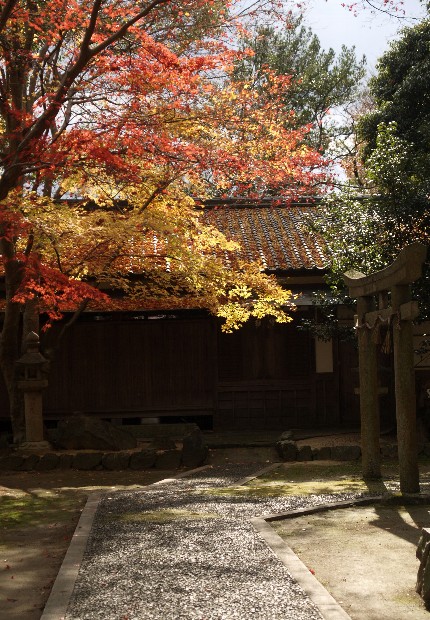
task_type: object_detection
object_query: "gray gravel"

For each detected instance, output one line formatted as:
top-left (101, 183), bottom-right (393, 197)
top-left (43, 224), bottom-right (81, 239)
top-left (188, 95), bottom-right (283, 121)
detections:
top-left (65, 464), bottom-right (369, 620)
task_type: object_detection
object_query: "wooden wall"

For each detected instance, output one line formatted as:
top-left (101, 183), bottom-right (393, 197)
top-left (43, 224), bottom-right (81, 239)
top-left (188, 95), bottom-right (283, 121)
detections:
top-left (44, 312), bottom-right (216, 417)
top-left (0, 310), bottom-right (361, 431)
top-left (216, 319), bottom-right (339, 429)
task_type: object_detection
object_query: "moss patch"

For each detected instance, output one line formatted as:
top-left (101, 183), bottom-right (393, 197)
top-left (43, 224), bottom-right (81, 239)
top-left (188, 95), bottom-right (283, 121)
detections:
top-left (201, 478), bottom-right (377, 497)
top-left (268, 461), bottom-right (364, 482)
top-left (200, 462), bottom-right (385, 497)
top-left (201, 460), bottom-right (430, 498)
top-left (0, 492), bottom-right (86, 528)
top-left (251, 460), bottom-right (430, 495)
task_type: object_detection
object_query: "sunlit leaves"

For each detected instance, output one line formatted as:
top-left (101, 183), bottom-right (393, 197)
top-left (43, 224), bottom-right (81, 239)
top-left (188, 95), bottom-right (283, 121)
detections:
top-left (0, 0), bottom-right (331, 334)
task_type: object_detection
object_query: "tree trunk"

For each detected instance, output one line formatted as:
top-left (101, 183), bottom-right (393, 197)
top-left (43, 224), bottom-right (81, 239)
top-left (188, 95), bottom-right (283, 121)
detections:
top-left (5, 377), bottom-right (24, 444)
top-left (0, 295), bottom-right (24, 443)
top-left (1, 294), bottom-right (42, 444)
top-left (0, 254), bottom-right (86, 442)
top-left (0, 239), bottom-right (25, 442)
top-left (22, 297), bottom-right (40, 349)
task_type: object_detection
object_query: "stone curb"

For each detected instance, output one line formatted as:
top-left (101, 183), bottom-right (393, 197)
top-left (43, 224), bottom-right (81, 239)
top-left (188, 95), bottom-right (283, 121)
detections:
top-left (2, 440), bottom-right (417, 470)
top-left (251, 516), bottom-right (352, 620)
top-left (0, 447), bottom-right (207, 471)
top-left (263, 496), bottom-right (381, 522)
top-left (39, 465), bottom-right (212, 619)
top-left (40, 492), bottom-right (102, 620)
top-left (251, 494), bottom-right (430, 620)
top-left (251, 497), bottom-right (384, 620)
top-left (277, 442), bottom-right (364, 462)
top-left (235, 462), bottom-right (281, 486)
top-left (275, 441), bottom-right (430, 463)
top-left (0, 446), bottom-right (359, 471)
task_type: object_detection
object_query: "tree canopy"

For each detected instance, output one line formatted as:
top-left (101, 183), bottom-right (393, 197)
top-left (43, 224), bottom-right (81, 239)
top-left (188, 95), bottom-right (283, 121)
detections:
top-left (233, 16), bottom-right (366, 154)
top-left (353, 13), bottom-right (430, 261)
top-left (309, 12), bottom-right (430, 340)
top-left (359, 17), bottom-right (430, 164)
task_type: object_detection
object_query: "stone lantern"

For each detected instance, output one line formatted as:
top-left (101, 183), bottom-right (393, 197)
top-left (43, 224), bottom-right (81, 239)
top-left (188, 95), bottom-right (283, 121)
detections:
top-left (16, 331), bottom-right (50, 450)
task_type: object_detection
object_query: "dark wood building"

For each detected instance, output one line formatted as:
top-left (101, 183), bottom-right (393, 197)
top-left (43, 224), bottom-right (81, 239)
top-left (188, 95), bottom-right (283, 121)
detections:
top-left (1, 200), bottom-right (393, 432)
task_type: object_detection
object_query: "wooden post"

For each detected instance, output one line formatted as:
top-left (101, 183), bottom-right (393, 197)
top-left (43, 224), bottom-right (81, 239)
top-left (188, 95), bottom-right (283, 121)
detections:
top-left (392, 284), bottom-right (420, 494)
top-left (357, 297), bottom-right (381, 479)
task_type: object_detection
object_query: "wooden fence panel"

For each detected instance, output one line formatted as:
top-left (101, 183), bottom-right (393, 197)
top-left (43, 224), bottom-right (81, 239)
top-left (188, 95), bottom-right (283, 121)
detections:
top-left (44, 314), bottom-right (217, 416)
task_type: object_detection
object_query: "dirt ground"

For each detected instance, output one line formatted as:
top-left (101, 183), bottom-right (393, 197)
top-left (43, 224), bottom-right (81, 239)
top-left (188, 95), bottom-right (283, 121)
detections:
top-left (1, 435), bottom-right (430, 620)
top-left (0, 469), bottom-right (177, 620)
top-left (274, 504), bottom-right (430, 620)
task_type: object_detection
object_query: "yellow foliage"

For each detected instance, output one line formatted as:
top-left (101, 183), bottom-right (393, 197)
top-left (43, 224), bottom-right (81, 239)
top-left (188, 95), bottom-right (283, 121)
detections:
top-left (6, 176), bottom-right (295, 331)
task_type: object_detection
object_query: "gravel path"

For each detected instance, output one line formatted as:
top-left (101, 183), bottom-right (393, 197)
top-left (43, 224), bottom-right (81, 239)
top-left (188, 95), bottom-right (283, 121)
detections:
top-left (65, 464), bottom-right (366, 620)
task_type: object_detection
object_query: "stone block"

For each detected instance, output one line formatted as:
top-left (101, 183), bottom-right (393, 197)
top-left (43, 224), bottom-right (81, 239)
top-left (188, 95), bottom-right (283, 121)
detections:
top-left (129, 449), bottom-right (156, 470)
top-left (20, 454), bottom-right (40, 470)
top-left (0, 454), bottom-right (25, 470)
top-left (0, 433), bottom-right (10, 449)
top-left (56, 415), bottom-right (137, 451)
top-left (57, 453), bottom-right (73, 469)
top-left (149, 437), bottom-right (177, 450)
top-left (35, 453), bottom-right (59, 471)
top-left (331, 445), bottom-right (361, 461)
top-left (155, 449), bottom-right (182, 470)
top-left (312, 446), bottom-right (332, 460)
top-left (416, 528), bottom-right (430, 609)
top-left (298, 445), bottom-right (313, 461)
top-left (102, 452), bottom-right (131, 470)
top-left (130, 422), bottom-right (198, 440)
top-left (275, 440), bottom-right (298, 462)
top-left (181, 429), bottom-right (208, 468)
top-left (73, 452), bottom-right (102, 470)
top-left (381, 443), bottom-right (398, 458)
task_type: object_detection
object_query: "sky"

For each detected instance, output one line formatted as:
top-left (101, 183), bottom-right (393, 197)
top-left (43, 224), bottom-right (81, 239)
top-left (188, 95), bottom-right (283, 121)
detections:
top-left (305, 0), bottom-right (426, 71)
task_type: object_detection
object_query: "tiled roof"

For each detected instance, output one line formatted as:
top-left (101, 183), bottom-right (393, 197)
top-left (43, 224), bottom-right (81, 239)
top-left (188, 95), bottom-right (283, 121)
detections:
top-left (200, 200), bottom-right (329, 273)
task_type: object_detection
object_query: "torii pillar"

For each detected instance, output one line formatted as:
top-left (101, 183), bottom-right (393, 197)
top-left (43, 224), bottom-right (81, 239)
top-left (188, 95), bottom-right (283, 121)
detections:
top-left (344, 243), bottom-right (427, 494)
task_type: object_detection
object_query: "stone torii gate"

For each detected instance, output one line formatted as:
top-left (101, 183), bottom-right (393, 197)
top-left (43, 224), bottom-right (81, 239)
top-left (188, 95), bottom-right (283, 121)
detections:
top-left (344, 243), bottom-right (427, 494)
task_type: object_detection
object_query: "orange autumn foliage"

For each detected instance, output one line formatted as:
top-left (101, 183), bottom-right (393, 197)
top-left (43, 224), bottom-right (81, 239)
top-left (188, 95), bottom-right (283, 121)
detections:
top-left (0, 0), bottom-right (330, 439)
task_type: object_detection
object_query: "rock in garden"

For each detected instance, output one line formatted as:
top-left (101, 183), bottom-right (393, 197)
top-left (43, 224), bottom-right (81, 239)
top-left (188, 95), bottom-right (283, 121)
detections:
top-left (181, 429), bottom-right (208, 468)
top-left (381, 443), bottom-right (398, 458)
top-left (20, 453), bottom-right (40, 470)
top-left (0, 454), bottom-right (24, 470)
top-left (416, 527), bottom-right (430, 609)
top-left (275, 439), bottom-right (297, 461)
top-left (331, 445), bottom-right (361, 461)
top-left (155, 449), bottom-right (182, 470)
top-left (73, 452), bottom-right (102, 470)
top-left (55, 415), bottom-right (137, 451)
top-left (297, 445), bottom-right (313, 461)
top-left (149, 437), bottom-right (177, 450)
top-left (57, 453), bottom-right (73, 469)
top-left (102, 452), bottom-right (131, 470)
top-left (312, 446), bottom-right (332, 460)
top-left (34, 453), bottom-right (59, 471)
top-left (129, 449), bottom-right (156, 470)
